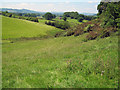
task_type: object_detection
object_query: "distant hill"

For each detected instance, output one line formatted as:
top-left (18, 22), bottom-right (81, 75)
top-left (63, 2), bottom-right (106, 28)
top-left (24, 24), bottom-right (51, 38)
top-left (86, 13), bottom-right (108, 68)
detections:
top-left (0, 8), bottom-right (96, 16)
top-left (0, 8), bottom-right (43, 14)
top-left (81, 13), bottom-right (97, 16)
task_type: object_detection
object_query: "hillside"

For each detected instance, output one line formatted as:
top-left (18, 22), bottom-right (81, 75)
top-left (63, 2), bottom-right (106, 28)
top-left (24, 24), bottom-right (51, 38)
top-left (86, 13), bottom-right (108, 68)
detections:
top-left (2, 32), bottom-right (118, 88)
top-left (2, 16), bottom-right (62, 40)
top-left (2, 1), bottom-right (119, 88)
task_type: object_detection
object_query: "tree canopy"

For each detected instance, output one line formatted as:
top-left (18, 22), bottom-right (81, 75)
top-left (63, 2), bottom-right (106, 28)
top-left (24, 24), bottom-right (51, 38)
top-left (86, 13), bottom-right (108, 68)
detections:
top-left (44, 12), bottom-right (54, 20)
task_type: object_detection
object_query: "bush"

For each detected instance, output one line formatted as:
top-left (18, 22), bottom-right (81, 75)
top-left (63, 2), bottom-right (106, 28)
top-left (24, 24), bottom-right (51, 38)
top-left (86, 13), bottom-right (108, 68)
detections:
top-left (84, 24), bottom-right (93, 33)
top-left (45, 21), bottom-right (70, 30)
top-left (86, 31), bottom-right (98, 40)
top-left (63, 16), bottom-right (67, 21)
top-left (77, 17), bottom-right (84, 22)
top-left (26, 17), bottom-right (38, 22)
top-left (12, 15), bottom-right (16, 18)
top-left (6, 13), bottom-right (12, 17)
top-left (18, 16), bottom-right (24, 19)
top-left (66, 30), bottom-right (74, 36)
top-left (54, 22), bottom-right (62, 28)
top-left (51, 22), bottom-right (55, 26)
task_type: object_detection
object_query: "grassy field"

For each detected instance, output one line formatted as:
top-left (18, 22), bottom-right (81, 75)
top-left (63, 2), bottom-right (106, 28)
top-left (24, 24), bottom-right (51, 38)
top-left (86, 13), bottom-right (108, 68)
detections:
top-left (2, 32), bottom-right (118, 88)
top-left (2, 15), bottom-right (118, 88)
top-left (2, 16), bottom-right (62, 40)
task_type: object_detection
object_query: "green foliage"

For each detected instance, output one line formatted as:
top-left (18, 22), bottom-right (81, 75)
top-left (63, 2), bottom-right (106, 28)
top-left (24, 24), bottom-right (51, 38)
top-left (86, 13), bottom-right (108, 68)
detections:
top-left (98, 1), bottom-right (120, 28)
top-left (63, 16), bottom-right (67, 21)
top-left (12, 15), bottom-right (16, 18)
top-left (45, 21), bottom-right (70, 30)
top-left (2, 33), bottom-right (118, 88)
top-left (84, 24), bottom-right (93, 32)
top-left (86, 31), bottom-right (98, 40)
top-left (115, 18), bottom-right (120, 29)
top-left (63, 12), bottom-right (96, 21)
top-left (77, 17), bottom-right (84, 22)
top-left (18, 13), bottom-right (22, 16)
top-left (63, 12), bottom-right (79, 19)
top-left (44, 12), bottom-right (53, 20)
top-left (7, 13), bottom-right (12, 17)
top-left (97, 2), bottom-right (108, 15)
top-left (52, 14), bottom-right (56, 18)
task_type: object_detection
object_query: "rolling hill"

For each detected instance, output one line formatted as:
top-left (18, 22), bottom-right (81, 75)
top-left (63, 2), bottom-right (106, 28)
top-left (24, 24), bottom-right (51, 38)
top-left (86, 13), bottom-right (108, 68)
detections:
top-left (0, 8), bottom-right (41, 13)
top-left (2, 16), bottom-right (62, 40)
top-left (1, 1), bottom-right (119, 88)
top-left (2, 31), bottom-right (118, 88)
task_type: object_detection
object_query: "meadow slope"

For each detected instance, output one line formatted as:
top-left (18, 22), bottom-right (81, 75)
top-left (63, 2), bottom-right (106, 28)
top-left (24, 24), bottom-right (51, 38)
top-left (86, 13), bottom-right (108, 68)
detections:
top-left (2, 16), bottom-right (62, 40)
top-left (2, 33), bottom-right (118, 88)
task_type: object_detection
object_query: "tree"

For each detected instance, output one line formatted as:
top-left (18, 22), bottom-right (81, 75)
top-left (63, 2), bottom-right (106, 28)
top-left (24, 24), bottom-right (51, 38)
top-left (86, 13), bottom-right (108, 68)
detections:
top-left (63, 16), bottom-right (67, 21)
top-left (78, 17), bottom-right (84, 22)
top-left (8, 13), bottom-right (12, 17)
top-left (18, 13), bottom-right (22, 16)
top-left (44, 12), bottom-right (53, 20)
top-left (53, 14), bottom-right (56, 18)
top-left (98, 2), bottom-right (120, 27)
top-left (5, 11), bottom-right (8, 13)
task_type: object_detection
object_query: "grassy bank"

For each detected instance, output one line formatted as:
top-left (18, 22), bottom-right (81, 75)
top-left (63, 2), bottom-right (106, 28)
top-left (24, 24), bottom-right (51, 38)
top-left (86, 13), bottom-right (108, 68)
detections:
top-left (2, 33), bottom-right (118, 88)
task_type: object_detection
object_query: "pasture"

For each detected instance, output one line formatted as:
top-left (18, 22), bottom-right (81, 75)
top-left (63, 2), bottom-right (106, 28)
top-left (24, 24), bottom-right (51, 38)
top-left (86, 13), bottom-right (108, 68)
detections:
top-left (2, 16), bottom-right (62, 40)
top-left (2, 32), bottom-right (118, 88)
top-left (2, 14), bottom-right (119, 88)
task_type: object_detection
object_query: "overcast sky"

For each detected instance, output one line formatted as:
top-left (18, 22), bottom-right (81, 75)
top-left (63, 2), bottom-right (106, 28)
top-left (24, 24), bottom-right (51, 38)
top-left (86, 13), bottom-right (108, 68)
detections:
top-left (0, 0), bottom-right (101, 13)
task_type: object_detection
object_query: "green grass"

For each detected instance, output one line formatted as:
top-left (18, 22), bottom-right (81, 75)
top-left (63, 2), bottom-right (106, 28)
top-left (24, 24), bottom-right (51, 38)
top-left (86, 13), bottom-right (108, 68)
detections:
top-left (2, 15), bottom-right (118, 88)
top-left (2, 33), bottom-right (118, 88)
top-left (53, 17), bottom-right (88, 27)
top-left (2, 16), bottom-right (62, 40)
top-left (40, 17), bottom-right (88, 28)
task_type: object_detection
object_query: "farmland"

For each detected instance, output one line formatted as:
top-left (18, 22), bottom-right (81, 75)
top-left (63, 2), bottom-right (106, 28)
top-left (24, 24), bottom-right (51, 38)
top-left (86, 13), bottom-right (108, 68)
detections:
top-left (2, 16), bottom-right (62, 40)
top-left (2, 16), bottom-right (118, 88)
top-left (2, 31), bottom-right (118, 88)
top-left (1, 1), bottom-right (120, 88)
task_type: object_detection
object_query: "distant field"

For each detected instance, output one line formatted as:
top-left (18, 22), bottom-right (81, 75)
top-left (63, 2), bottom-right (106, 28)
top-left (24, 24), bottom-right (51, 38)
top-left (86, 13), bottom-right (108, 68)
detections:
top-left (2, 15), bottom-right (118, 88)
top-left (39, 17), bottom-right (88, 27)
top-left (2, 16), bottom-right (62, 40)
top-left (2, 33), bottom-right (118, 88)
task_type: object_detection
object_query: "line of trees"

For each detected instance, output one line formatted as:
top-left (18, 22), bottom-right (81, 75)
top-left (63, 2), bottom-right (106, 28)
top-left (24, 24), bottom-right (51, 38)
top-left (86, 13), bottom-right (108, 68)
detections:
top-left (63, 12), bottom-right (97, 22)
top-left (2, 11), bottom-right (39, 22)
top-left (45, 21), bottom-right (70, 30)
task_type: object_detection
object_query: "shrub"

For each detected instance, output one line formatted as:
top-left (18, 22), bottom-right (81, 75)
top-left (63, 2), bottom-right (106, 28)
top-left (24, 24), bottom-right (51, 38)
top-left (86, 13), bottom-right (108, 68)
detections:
top-left (26, 17), bottom-right (38, 22)
top-left (84, 24), bottom-right (93, 33)
top-left (66, 30), bottom-right (74, 36)
top-left (12, 15), bottom-right (16, 18)
top-left (63, 16), bottom-right (67, 21)
top-left (51, 22), bottom-right (55, 26)
top-left (45, 21), bottom-right (47, 24)
top-left (86, 31), bottom-right (98, 40)
top-left (6, 13), bottom-right (12, 17)
top-left (54, 22), bottom-right (61, 28)
top-left (77, 17), bottom-right (84, 22)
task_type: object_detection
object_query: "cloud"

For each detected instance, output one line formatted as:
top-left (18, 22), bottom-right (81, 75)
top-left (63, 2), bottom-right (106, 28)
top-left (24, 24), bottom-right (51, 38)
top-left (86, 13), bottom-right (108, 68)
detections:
top-left (65, 1), bottom-right (70, 4)
top-left (88, 0), bottom-right (99, 3)
top-left (1, 2), bottom-right (99, 13)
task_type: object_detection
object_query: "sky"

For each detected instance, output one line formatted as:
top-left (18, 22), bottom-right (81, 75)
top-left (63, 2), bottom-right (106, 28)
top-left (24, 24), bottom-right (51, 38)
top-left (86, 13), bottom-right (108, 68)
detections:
top-left (0, 0), bottom-right (101, 13)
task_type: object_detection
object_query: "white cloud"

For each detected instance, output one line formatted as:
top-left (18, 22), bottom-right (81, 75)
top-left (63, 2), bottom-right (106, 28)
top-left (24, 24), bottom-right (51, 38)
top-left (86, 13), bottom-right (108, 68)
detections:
top-left (1, 2), bottom-right (99, 13)
top-left (65, 1), bottom-right (70, 4)
top-left (88, 0), bottom-right (99, 3)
